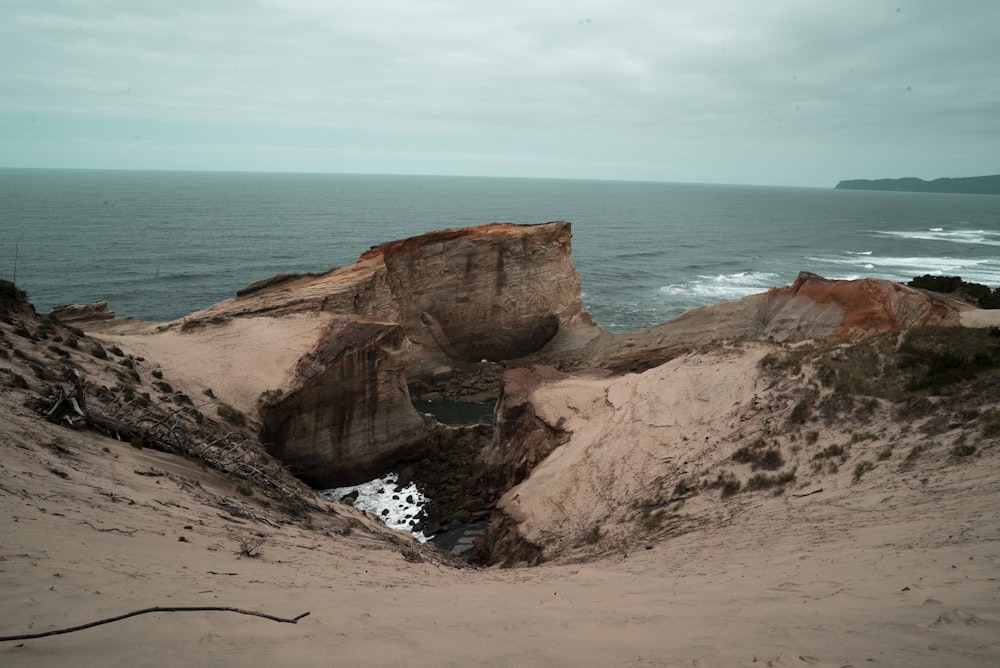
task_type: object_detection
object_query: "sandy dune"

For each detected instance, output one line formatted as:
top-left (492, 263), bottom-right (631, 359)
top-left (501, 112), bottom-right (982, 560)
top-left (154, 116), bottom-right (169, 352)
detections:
top-left (4, 351), bottom-right (999, 667)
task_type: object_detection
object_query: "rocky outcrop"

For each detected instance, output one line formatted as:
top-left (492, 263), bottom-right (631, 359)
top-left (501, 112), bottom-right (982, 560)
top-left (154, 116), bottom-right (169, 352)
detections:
top-left (78, 222), bottom-right (605, 488)
top-left (50, 300), bottom-right (116, 326)
top-left (369, 223), bottom-right (586, 365)
top-left (479, 366), bottom-right (575, 494)
top-left (472, 274), bottom-right (984, 563)
top-left (173, 221), bottom-right (606, 378)
top-left (79, 219), bottom-right (989, 505)
top-left (259, 317), bottom-right (437, 487)
top-left (600, 272), bottom-right (968, 372)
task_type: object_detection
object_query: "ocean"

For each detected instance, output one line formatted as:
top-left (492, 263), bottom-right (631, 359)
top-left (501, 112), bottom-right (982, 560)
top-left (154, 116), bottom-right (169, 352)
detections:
top-left (2, 169), bottom-right (1000, 333)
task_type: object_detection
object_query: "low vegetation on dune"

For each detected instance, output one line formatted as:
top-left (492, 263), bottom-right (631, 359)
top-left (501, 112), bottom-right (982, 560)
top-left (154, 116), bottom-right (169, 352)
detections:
top-left (0, 281), bottom-right (316, 519)
top-left (553, 326), bottom-right (1000, 563)
top-left (734, 325), bottom-right (1000, 494)
top-left (909, 274), bottom-right (1000, 309)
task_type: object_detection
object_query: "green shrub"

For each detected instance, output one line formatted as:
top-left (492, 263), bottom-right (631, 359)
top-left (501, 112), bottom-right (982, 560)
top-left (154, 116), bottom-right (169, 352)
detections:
top-left (745, 468), bottom-right (796, 491)
top-left (909, 275), bottom-right (1000, 309)
top-left (0, 279), bottom-right (28, 306)
top-left (217, 402), bottom-right (246, 427)
top-left (707, 471), bottom-right (742, 499)
top-left (904, 443), bottom-right (930, 465)
top-left (853, 460), bottom-right (875, 482)
top-left (640, 508), bottom-right (667, 529)
top-left (732, 444), bottom-right (784, 471)
top-left (899, 326), bottom-right (1000, 392)
top-left (983, 412), bottom-right (1000, 438)
top-left (813, 444), bottom-right (846, 461)
top-left (2, 369), bottom-right (29, 389)
top-left (30, 363), bottom-right (52, 381)
top-left (951, 444), bottom-right (977, 458)
top-left (580, 524), bottom-right (602, 545)
top-left (258, 388), bottom-right (284, 405)
top-left (235, 480), bottom-right (254, 496)
top-left (14, 323), bottom-right (34, 340)
top-left (788, 396), bottom-right (814, 425)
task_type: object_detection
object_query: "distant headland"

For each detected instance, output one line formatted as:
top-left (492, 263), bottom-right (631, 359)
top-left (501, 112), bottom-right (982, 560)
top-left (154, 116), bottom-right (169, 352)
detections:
top-left (835, 174), bottom-right (1000, 195)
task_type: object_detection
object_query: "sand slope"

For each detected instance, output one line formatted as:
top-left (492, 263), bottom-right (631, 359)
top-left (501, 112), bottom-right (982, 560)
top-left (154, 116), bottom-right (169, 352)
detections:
top-left (4, 353), bottom-right (1000, 667)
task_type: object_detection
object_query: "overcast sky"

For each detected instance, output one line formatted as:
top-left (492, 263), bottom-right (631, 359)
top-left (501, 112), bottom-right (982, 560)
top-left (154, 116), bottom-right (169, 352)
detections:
top-left (2, 0), bottom-right (997, 186)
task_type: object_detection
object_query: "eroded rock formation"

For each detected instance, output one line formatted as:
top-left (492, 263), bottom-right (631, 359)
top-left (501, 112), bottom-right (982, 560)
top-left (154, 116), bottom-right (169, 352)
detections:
top-left (70, 223), bottom-right (994, 509)
top-left (370, 223), bottom-right (585, 365)
top-left (259, 317), bottom-right (437, 486)
top-left (79, 222), bottom-right (602, 488)
top-left (168, 221), bottom-right (605, 378)
top-left (599, 272), bottom-right (968, 372)
top-left (50, 300), bottom-right (116, 326)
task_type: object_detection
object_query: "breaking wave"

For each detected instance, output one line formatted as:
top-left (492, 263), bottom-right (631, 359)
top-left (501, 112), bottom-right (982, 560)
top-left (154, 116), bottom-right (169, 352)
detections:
top-left (873, 228), bottom-right (1000, 247)
top-left (659, 271), bottom-right (782, 302)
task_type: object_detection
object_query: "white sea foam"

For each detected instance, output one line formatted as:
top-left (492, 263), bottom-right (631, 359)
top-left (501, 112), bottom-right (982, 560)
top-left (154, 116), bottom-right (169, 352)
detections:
top-left (811, 254), bottom-right (992, 271)
top-left (659, 271), bottom-right (781, 301)
top-left (808, 253), bottom-right (1000, 287)
top-left (874, 228), bottom-right (1000, 247)
top-left (321, 473), bottom-right (431, 542)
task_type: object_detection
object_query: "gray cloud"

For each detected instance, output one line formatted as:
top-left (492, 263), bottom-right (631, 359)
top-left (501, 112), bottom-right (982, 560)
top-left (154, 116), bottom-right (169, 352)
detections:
top-left (1, 0), bottom-right (998, 185)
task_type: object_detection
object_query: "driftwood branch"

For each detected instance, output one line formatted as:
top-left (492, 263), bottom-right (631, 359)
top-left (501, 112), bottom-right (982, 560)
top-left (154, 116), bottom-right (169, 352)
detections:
top-left (80, 520), bottom-right (137, 535)
top-left (0, 606), bottom-right (311, 642)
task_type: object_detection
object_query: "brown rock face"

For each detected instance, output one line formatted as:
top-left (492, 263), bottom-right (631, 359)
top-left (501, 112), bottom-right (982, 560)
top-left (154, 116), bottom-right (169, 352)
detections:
top-left (601, 272), bottom-right (969, 372)
top-left (178, 221), bottom-right (595, 374)
top-left (50, 300), bottom-right (116, 326)
top-left (372, 223), bottom-right (580, 363)
top-left (82, 218), bottom-right (983, 501)
top-left (479, 366), bottom-right (575, 494)
top-left (779, 272), bottom-right (963, 338)
top-left (134, 221), bottom-right (599, 487)
top-left (259, 317), bottom-right (437, 486)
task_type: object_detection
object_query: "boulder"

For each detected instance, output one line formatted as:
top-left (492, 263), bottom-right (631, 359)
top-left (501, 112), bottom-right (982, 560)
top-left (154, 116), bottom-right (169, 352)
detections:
top-left (51, 300), bottom-right (116, 326)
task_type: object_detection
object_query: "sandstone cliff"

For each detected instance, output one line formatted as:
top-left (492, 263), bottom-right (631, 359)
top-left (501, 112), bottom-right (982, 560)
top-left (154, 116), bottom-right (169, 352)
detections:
top-left (168, 221), bottom-right (606, 376)
top-left (599, 271), bottom-right (969, 372)
top-left (259, 317), bottom-right (438, 486)
top-left (70, 223), bottom-right (995, 498)
top-left (80, 222), bottom-right (604, 488)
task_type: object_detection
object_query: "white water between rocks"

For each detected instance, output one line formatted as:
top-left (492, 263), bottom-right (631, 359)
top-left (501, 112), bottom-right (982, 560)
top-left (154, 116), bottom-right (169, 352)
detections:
top-left (320, 473), bottom-right (432, 543)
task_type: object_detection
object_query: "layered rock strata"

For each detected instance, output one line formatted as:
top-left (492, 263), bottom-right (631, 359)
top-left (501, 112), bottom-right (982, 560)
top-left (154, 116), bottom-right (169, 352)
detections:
top-left (80, 222), bottom-right (602, 488)
top-left (170, 221), bottom-right (606, 377)
top-left (259, 317), bottom-right (437, 486)
top-left (72, 225), bottom-right (994, 503)
top-left (599, 272), bottom-right (968, 372)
